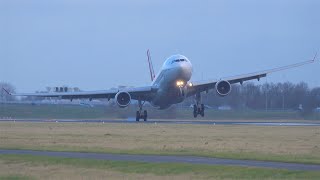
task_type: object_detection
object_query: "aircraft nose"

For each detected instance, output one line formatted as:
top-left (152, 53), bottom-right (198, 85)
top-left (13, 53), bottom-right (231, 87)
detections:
top-left (180, 61), bottom-right (192, 72)
top-left (176, 62), bottom-right (192, 79)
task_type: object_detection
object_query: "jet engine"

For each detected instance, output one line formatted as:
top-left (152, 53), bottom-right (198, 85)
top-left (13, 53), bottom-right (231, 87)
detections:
top-left (215, 80), bottom-right (231, 96)
top-left (115, 91), bottom-right (131, 108)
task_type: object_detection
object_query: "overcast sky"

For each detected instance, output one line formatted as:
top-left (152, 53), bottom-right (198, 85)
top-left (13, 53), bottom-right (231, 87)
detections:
top-left (0, 0), bottom-right (319, 92)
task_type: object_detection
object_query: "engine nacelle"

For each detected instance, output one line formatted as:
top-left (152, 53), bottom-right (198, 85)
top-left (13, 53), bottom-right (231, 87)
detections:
top-left (215, 80), bottom-right (232, 97)
top-left (115, 91), bottom-right (131, 108)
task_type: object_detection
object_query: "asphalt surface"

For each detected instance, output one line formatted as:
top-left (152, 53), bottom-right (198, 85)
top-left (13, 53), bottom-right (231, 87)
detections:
top-left (1, 119), bottom-right (320, 126)
top-left (1, 149), bottom-right (320, 171)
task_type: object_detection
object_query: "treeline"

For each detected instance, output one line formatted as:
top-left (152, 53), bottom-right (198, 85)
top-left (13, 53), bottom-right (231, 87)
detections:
top-left (184, 82), bottom-right (320, 113)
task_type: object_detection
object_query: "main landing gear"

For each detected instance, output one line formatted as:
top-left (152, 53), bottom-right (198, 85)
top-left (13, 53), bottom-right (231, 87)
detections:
top-left (193, 93), bottom-right (205, 118)
top-left (193, 104), bottom-right (205, 118)
top-left (136, 100), bottom-right (147, 121)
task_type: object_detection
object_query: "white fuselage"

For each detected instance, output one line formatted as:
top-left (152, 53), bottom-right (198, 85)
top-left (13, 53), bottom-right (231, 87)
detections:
top-left (150, 54), bottom-right (193, 109)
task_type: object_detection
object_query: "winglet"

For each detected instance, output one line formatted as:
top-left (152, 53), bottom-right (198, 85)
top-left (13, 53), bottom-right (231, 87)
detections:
top-left (2, 88), bottom-right (12, 95)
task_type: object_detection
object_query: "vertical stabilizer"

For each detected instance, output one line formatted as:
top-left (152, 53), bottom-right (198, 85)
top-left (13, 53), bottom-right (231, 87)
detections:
top-left (147, 49), bottom-right (156, 81)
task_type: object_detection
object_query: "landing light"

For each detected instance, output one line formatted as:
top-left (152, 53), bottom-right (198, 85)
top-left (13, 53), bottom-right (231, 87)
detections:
top-left (176, 81), bottom-right (184, 87)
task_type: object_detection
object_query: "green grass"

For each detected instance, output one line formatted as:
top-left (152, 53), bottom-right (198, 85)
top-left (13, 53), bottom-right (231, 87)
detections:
top-left (2, 146), bottom-right (320, 165)
top-left (1, 103), bottom-right (318, 120)
top-left (0, 175), bottom-right (34, 180)
top-left (1, 154), bottom-right (320, 180)
top-left (0, 104), bottom-right (108, 119)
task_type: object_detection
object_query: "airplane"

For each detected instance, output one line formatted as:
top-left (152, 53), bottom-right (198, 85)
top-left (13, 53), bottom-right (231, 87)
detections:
top-left (3, 50), bottom-right (318, 121)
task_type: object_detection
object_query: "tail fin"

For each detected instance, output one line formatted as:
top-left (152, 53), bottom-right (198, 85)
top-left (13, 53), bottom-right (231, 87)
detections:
top-left (147, 49), bottom-right (156, 81)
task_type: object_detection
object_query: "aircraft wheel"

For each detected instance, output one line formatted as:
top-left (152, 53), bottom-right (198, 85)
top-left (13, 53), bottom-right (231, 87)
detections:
top-left (136, 111), bottom-right (140, 122)
top-left (200, 110), bottom-right (204, 117)
top-left (200, 104), bottom-right (205, 117)
top-left (193, 111), bottom-right (198, 118)
top-left (193, 105), bottom-right (198, 118)
top-left (143, 110), bottom-right (148, 121)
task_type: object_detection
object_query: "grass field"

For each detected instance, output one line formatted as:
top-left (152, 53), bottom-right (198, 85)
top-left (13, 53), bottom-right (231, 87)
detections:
top-left (1, 103), bottom-right (319, 120)
top-left (1, 154), bottom-right (320, 180)
top-left (0, 122), bottom-right (319, 164)
top-left (1, 104), bottom-right (319, 179)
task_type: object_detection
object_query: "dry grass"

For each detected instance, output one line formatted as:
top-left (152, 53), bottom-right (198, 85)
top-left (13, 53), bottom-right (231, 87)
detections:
top-left (0, 122), bottom-right (319, 163)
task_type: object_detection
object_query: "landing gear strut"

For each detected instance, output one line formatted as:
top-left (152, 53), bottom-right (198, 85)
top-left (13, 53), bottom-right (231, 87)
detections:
top-left (193, 93), bottom-right (205, 118)
top-left (136, 100), bottom-right (147, 122)
top-left (193, 104), bottom-right (205, 118)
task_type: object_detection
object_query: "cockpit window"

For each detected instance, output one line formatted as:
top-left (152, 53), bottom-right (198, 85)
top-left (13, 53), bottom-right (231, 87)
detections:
top-left (171, 59), bottom-right (187, 64)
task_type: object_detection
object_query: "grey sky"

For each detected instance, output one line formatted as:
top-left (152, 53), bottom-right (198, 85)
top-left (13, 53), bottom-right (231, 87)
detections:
top-left (1, 0), bottom-right (319, 92)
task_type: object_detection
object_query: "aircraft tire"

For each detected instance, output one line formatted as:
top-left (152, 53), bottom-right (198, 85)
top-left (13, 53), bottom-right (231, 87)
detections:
top-left (200, 104), bottom-right (205, 117)
top-left (193, 105), bottom-right (197, 118)
top-left (200, 111), bottom-right (204, 117)
top-left (143, 110), bottom-right (147, 121)
top-left (136, 111), bottom-right (140, 121)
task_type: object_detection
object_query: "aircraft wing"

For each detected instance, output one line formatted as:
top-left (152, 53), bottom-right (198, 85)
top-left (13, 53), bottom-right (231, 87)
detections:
top-left (3, 86), bottom-right (157, 101)
top-left (187, 55), bottom-right (317, 97)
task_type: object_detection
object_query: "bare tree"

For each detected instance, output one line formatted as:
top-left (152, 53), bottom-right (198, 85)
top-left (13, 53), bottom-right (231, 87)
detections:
top-left (0, 82), bottom-right (16, 102)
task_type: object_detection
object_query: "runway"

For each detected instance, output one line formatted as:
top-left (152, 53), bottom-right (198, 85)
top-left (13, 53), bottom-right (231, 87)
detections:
top-left (1, 149), bottom-right (320, 171)
top-left (1, 119), bottom-right (320, 126)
